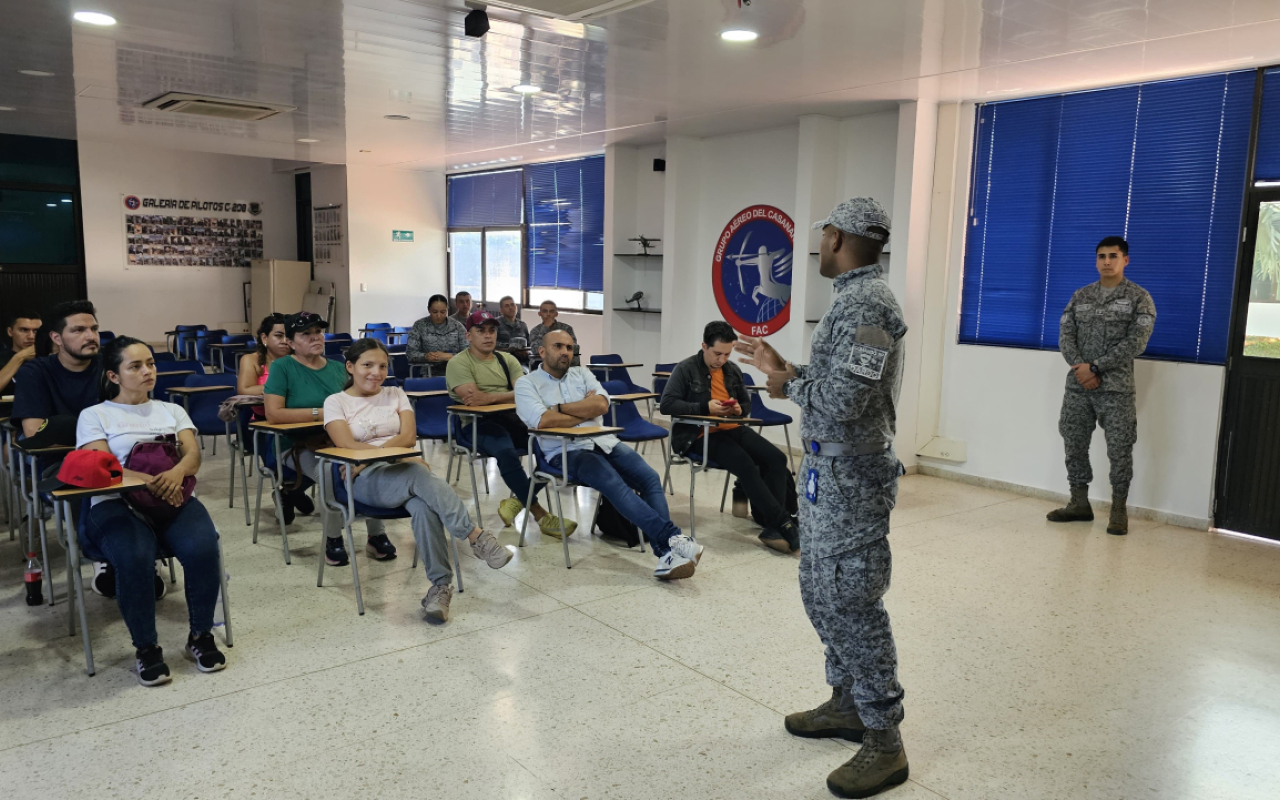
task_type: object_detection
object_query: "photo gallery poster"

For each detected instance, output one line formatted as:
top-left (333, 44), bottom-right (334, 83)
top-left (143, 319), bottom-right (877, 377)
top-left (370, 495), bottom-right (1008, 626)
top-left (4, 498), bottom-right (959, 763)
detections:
top-left (122, 195), bottom-right (264, 268)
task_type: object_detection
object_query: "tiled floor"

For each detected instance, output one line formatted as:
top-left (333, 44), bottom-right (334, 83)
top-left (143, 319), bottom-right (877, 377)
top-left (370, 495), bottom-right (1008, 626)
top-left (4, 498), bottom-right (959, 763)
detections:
top-left (2, 441), bottom-right (1279, 799)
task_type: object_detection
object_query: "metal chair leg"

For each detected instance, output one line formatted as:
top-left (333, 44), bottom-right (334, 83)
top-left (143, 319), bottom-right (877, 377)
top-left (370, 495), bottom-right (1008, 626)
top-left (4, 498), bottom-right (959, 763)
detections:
top-left (253, 472), bottom-right (264, 543)
top-left (239, 451), bottom-right (251, 525)
top-left (550, 478), bottom-right (572, 569)
top-left (720, 471), bottom-right (731, 513)
top-left (518, 473), bottom-right (539, 547)
top-left (689, 466), bottom-right (697, 540)
top-left (467, 457), bottom-right (484, 530)
top-left (168, 556), bottom-right (177, 584)
top-left (783, 425), bottom-right (796, 474)
top-left (64, 500), bottom-right (94, 676)
top-left (451, 534), bottom-right (464, 594)
top-left (215, 530), bottom-right (234, 647)
top-left (58, 502), bottom-right (74, 635)
top-left (38, 511), bottom-right (54, 606)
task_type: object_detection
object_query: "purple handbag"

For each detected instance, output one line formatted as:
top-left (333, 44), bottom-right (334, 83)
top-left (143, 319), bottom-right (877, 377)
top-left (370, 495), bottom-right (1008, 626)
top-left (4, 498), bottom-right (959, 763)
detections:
top-left (124, 435), bottom-right (196, 526)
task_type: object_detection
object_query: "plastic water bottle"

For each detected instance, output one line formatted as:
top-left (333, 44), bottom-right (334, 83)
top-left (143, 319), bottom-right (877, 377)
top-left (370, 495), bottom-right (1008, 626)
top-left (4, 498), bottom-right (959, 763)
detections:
top-left (24, 553), bottom-right (43, 606)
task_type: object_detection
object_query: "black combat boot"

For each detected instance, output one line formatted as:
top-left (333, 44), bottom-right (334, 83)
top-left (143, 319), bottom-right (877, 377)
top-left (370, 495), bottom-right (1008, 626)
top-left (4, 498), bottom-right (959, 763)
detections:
top-left (1046, 485), bottom-right (1093, 522)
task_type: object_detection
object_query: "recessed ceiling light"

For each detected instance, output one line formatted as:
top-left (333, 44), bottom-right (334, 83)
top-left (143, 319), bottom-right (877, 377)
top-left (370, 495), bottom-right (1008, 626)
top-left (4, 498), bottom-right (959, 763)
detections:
top-left (19, 70), bottom-right (55, 77)
top-left (73, 11), bottom-right (117, 25)
top-left (513, 84), bottom-right (541, 94)
top-left (720, 30), bottom-right (758, 42)
top-left (384, 114), bottom-right (410, 121)
top-left (60, 198), bottom-right (72, 203)
top-left (0, 106), bottom-right (14, 112)
top-left (46, 203), bottom-right (57, 207)
top-left (296, 138), bottom-right (319, 143)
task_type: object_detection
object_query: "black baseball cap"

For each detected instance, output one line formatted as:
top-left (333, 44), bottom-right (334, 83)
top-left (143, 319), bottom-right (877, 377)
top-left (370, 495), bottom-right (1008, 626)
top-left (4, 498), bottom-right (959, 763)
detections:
top-left (284, 312), bottom-right (329, 337)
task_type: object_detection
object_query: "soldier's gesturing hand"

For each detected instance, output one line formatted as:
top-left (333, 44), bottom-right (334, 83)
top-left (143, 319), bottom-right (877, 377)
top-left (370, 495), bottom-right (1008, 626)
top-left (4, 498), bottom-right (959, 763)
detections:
top-left (735, 335), bottom-right (785, 373)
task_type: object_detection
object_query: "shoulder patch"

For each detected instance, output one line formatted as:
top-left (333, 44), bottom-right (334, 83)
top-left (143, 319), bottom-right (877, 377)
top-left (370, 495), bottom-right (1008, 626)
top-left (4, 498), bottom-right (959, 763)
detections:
top-left (848, 341), bottom-right (889, 381)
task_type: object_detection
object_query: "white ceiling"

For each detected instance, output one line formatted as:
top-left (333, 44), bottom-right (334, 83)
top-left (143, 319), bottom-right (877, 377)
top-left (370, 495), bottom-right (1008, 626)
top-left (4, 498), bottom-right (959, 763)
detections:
top-left (4, 0), bottom-right (1280, 173)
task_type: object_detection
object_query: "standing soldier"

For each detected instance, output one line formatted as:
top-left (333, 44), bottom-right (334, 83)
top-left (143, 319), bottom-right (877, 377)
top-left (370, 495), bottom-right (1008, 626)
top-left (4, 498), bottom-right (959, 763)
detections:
top-left (1047, 236), bottom-right (1156, 535)
top-left (736, 198), bottom-right (908, 798)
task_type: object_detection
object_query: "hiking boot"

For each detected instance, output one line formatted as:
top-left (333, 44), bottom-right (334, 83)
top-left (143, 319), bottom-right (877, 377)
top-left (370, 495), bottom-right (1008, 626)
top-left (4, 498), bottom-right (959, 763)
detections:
top-left (365, 533), bottom-right (398, 560)
top-left (539, 514), bottom-right (578, 539)
top-left (784, 687), bottom-right (866, 742)
top-left (1107, 495), bottom-right (1129, 536)
top-left (1046, 485), bottom-right (1093, 523)
top-left (470, 531), bottom-right (513, 569)
top-left (732, 485), bottom-right (750, 519)
top-left (499, 497), bottom-right (524, 528)
top-left (421, 583), bottom-right (453, 623)
top-left (185, 631), bottom-right (227, 673)
top-left (135, 645), bottom-right (172, 687)
top-left (759, 528), bottom-right (792, 554)
top-left (826, 727), bottom-right (909, 799)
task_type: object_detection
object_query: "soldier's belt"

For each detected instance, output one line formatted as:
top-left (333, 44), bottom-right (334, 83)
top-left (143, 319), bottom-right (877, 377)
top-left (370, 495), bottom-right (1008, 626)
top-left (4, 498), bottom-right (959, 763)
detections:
top-left (804, 440), bottom-right (889, 457)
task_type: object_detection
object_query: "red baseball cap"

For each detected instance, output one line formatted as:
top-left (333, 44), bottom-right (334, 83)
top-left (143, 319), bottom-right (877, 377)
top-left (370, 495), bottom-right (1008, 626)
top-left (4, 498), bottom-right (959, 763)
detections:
top-left (466, 308), bottom-right (499, 330)
top-left (38, 451), bottom-right (124, 494)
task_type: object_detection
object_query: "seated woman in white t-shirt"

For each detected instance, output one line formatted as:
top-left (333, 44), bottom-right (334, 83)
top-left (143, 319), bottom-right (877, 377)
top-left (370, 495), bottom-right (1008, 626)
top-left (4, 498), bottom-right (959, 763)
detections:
top-left (323, 338), bottom-right (512, 624)
top-left (77, 336), bottom-right (227, 687)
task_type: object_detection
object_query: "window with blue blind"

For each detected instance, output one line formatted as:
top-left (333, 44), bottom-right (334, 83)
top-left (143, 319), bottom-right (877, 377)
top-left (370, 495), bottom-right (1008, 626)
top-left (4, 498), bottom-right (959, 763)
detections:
top-left (1254, 67), bottom-right (1280, 181)
top-left (960, 70), bottom-right (1254, 365)
top-left (446, 169), bottom-right (523, 228)
top-left (524, 155), bottom-right (605, 294)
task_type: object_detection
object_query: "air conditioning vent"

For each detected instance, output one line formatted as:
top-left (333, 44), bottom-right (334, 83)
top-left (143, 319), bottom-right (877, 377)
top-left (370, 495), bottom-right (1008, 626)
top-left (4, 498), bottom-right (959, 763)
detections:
top-left (140, 92), bottom-right (296, 121)
top-left (483, 0), bottom-right (656, 21)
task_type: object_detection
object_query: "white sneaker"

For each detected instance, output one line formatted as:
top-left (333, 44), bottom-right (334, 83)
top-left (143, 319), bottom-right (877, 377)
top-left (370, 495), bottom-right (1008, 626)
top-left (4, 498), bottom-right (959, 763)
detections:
top-left (666, 534), bottom-right (704, 564)
top-left (653, 551), bottom-right (696, 580)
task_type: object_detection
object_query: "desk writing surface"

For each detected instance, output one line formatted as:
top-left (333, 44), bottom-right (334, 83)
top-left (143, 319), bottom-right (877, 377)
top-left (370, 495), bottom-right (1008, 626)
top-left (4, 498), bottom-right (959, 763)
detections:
top-left (155, 370), bottom-right (195, 377)
top-left (52, 477), bottom-right (147, 499)
top-left (249, 420), bottom-right (326, 431)
top-left (447, 404), bottom-right (517, 414)
top-left (651, 372), bottom-right (671, 378)
top-left (167, 385), bottom-right (234, 395)
top-left (537, 426), bottom-right (623, 438)
top-left (315, 446), bottom-right (420, 464)
top-left (404, 390), bottom-right (450, 398)
top-left (671, 415), bottom-right (763, 425)
top-left (589, 362), bottom-right (643, 368)
top-left (610, 392), bottom-right (658, 402)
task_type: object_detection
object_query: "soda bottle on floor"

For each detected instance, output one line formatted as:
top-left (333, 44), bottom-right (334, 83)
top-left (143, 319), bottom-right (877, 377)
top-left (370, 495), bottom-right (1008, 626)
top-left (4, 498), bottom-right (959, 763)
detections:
top-left (24, 553), bottom-right (43, 606)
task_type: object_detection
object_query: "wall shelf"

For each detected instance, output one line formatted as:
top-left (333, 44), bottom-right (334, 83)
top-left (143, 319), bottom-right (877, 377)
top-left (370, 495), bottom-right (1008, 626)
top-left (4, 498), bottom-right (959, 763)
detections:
top-left (614, 252), bottom-right (663, 258)
top-left (614, 307), bottom-right (662, 314)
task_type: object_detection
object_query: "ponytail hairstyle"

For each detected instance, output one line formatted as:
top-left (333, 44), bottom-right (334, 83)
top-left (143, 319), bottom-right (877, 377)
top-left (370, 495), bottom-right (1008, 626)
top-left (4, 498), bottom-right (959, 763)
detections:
top-left (99, 335), bottom-right (149, 401)
top-left (428, 294), bottom-right (449, 314)
top-left (341, 337), bottom-right (390, 391)
top-left (255, 312), bottom-right (288, 363)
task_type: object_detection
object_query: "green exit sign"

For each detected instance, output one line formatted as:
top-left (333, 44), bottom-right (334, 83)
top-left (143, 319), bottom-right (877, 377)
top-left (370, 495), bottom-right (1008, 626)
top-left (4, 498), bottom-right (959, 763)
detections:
top-left (392, 230), bottom-right (414, 242)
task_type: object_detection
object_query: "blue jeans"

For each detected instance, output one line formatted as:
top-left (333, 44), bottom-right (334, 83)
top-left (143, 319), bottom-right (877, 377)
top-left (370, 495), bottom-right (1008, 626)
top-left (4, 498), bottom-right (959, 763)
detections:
top-left (553, 444), bottom-right (681, 557)
top-left (81, 498), bottom-right (221, 651)
top-left (461, 418), bottom-right (540, 505)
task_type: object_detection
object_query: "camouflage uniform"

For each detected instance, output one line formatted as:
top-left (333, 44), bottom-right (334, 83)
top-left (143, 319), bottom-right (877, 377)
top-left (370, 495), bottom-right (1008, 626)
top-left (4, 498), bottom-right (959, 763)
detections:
top-left (785, 261), bottom-right (907, 731)
top-left (1057, 279), bottom-right (1156, 496)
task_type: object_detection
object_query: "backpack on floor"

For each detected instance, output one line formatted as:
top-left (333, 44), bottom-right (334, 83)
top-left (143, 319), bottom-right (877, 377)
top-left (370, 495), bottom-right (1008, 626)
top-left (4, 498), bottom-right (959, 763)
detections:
top-left (593, 495), bottom-right (640, 547)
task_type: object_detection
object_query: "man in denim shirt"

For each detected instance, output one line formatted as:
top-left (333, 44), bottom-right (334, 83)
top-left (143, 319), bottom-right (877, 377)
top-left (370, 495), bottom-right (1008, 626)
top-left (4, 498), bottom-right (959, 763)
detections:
top-left (514, 330), bottom-right (705, 579)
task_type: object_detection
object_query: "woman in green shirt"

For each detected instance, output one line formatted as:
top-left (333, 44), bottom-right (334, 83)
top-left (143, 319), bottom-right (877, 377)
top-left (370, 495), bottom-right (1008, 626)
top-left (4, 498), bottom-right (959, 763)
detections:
top-left (264, 312), bottom-right (396, 567)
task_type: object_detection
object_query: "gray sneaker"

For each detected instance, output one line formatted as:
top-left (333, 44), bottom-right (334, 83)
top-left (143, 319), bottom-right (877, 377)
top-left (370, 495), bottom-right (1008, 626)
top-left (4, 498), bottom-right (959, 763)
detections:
top-left (826, 728), bottom-right (909, 799)
top-left (470, 531), bottom-right (513, 569)
top-left (421, 583), bottom-right (453, 623)
top-left (784, 687), bottom-right (866, 742)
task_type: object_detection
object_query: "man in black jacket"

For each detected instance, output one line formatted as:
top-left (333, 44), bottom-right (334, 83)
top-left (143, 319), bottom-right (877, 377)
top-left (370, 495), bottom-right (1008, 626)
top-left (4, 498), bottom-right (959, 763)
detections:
top-left (660, 321), bottom-right (798, 553)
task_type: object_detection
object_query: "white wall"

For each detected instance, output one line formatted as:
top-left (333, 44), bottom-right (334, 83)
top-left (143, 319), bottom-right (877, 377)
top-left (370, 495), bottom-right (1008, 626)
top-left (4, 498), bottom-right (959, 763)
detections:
top-left (605, 144), bottom-right (666, 360)
top-left (346, 165), bottom-right (446, 330)
top-left (926, 104), bottom-right (1222, 526)
top-left (309, 165), bottom-right (349, 333)
top-left (78, 140), bottom-right (296, 341)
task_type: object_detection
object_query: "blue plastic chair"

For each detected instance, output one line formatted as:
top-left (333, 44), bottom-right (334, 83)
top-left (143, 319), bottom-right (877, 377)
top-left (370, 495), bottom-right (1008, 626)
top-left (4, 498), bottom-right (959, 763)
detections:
top-left (517, 439), bottom-right (606, 569)
top-left (194, 329), bottom-right (228, 368)
top-left (153, 361), bottom-right (205, 402)
top-left (660, 414), bottom-right (732, 540)
top-left (216, 334), bottom-right (254, 373)
top-left (601, 380), bottom-right (669, 464)
top-left (652, 362), bottom-right (676, 420)
top-left (173, 325), bottom-right (207, 359)
top-left (324, 332), bottom-right (353, 342)
top-left (390, 354), bottom-right (410, 380)
top-left (177, 374), bottom-right (237, 455)
top-left (390, 326), bottom-right (411, 346)
top-left (251, 417), bottom-right (309, 564)
top-left (97, 331), bottom-right (116, 345)
top-left (741, 373), bottom-right (796, 473)
top-left (404, 378), bottom-right (451, 455)
top-left (363, 323), bottom-right (392, 345)
top-left (324, 340), bottom-right (348, 357)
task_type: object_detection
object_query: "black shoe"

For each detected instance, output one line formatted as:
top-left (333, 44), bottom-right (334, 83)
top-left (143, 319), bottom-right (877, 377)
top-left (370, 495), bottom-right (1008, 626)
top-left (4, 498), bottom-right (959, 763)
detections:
top-left (759, 528), bottom-right (792, 554)
top-left (186, 631), bottom-right (227, 673)
top-left (135, 645), bottom-right (172, 686)
top-left (279, 490), bottom-right (296, 525)
top-left (292, 490), bottom-right (315, 517)
top-left (366, 533), bottom-right (398, 560)
top-left (154, 565), bottom-right (168, 601)
top-left (325, 537), bottom-right (349, 566)
top-left (91, 561), bottom-right (117, 599)
top-left (780, 520), bottom-right (801, 554)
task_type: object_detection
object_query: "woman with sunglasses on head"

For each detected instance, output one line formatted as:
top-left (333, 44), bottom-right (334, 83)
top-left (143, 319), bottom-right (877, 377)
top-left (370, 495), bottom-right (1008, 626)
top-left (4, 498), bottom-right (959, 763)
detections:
top-left (263, 312), bottom-right (395, 566)
top-left (238, 313), bottom-right (311, 521)
top-left (325, 339), bottom-right (512, 623)
top-left (77, 336), bottom-right (227, 686)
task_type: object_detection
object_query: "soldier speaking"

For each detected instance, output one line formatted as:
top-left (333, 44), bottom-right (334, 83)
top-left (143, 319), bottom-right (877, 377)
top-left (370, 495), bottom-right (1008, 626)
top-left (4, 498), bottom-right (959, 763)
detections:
top-left (1047, 236), bottom-right (1156, 535)
top-left (736, 197), bottom-right (908, 798)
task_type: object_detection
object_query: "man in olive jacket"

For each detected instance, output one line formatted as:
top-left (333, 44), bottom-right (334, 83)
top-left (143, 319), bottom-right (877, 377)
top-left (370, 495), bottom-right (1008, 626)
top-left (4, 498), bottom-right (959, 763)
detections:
top-left (660, 321), bottom-right (798, 553)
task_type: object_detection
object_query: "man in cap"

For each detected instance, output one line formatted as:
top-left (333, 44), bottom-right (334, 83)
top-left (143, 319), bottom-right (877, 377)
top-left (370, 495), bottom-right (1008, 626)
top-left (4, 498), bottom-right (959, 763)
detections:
top-left (1046, 236), bottom-right (1156, 535)
top-left (736, 198), bottom-right (909, 798)
top-left (446, 308), bottom-right (573, 538)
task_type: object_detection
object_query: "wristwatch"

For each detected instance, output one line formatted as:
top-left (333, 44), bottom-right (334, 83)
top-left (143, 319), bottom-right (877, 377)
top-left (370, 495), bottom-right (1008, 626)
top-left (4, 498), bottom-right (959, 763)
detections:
top-left (1089, 364), bottom-right (1100, 376)
top-left (312, 407), bottom-right (320, 420)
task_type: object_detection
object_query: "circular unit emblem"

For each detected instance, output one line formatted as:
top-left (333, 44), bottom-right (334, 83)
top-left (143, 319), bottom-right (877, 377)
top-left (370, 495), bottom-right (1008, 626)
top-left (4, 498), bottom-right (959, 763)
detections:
top-left (711, 204), bottom-right (795, 337)
top-left (123, 195), bottom-right (141, 210)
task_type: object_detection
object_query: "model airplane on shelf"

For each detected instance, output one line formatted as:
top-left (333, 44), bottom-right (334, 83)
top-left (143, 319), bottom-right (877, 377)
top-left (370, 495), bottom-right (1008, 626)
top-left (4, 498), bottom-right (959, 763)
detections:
top-left (628, 236), bottom-right (661, 255)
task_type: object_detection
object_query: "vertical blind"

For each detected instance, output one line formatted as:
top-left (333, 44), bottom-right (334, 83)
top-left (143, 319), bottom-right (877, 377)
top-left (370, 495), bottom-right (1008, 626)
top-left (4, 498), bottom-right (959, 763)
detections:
top-left (523, 155), bottom-right (605, 292)
top-left (1254, 67), bottom-right (1280, 181)
top-left (446, 169), bottom-right (524, 228)
top-left (960, 70), bottom-right (1254, 365)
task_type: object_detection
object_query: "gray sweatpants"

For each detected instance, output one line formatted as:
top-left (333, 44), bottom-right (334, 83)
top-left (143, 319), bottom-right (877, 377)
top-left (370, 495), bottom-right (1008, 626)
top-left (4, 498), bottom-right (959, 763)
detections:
top-left (299, 450), bottom-right (386, 543)
top-left (353, 460), bottom-right (475, 586)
